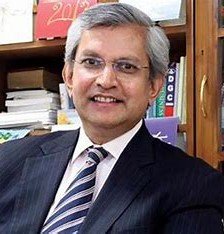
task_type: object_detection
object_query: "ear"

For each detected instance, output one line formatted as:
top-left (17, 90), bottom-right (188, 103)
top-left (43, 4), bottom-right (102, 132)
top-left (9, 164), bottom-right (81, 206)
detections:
top-left (148, 74), bottom-right (165, 105)
top-left (62, 62), bottom-right (73, 97)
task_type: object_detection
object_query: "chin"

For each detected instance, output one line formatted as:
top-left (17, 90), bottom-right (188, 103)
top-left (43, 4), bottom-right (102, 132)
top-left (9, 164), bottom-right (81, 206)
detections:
top-left (90, 119), bottom-right (125, 129)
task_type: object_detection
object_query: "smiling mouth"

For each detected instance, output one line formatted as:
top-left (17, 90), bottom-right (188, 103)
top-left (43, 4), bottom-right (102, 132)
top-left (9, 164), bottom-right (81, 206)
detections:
top-left (91, 96), bottom-right (122, 103)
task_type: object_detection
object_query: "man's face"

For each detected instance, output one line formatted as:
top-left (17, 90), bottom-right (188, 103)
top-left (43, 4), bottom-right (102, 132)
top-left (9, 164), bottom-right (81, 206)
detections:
top-left (64, 25), bottom-right (163, 141)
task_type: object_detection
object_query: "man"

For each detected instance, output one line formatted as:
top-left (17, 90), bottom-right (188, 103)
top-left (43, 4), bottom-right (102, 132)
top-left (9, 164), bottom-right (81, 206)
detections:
top-left (0, 2), bottom-right (224, 234)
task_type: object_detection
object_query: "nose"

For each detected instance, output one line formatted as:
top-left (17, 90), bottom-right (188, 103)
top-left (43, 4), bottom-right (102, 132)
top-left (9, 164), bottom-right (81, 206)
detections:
top-left (95, 64), bottom-right (118, 89)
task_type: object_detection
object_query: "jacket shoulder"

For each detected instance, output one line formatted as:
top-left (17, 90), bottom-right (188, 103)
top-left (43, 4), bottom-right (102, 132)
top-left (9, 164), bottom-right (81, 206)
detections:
top-left (151, 137), bottom-right (224, 216)
top-left (0, 130), bottom-right (78, 172)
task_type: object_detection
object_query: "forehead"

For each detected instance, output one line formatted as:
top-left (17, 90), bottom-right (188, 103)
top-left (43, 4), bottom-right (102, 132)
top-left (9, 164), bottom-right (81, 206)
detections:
top-left (76, 25), bottom-right (148, 61)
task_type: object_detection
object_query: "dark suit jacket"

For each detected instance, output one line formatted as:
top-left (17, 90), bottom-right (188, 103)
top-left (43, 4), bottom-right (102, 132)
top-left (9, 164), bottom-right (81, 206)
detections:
top-left (0, 123), bottom-right (224, 234)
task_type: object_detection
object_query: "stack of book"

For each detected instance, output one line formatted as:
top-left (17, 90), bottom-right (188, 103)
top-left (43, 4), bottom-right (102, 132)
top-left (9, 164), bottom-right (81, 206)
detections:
top-left (0, 67), bottom-right (62, 129)
top-left (0, 110), bottom-right (57, 129)
top-left (6, 90), bottom-right (60, 112)
top-left (0, 90), bottom-right (60, 129)
top-left (7, 67), bottom-right (61, 92)
top-left (146, 56), bottom-right (187, 124)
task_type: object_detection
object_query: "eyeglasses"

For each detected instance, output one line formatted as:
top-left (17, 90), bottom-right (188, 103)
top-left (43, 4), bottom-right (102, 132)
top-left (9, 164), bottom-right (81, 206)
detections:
top-left (72, 57), bottom-right (149, 79)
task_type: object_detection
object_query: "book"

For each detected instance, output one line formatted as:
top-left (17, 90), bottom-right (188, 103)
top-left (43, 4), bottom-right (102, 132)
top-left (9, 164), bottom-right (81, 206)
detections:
top-left (0, 121), bottom-right (43, 129)
top-left (173, 63), bottom-right (180, 116)
top-left (0, 129), bottom-right (31, 144)
top-left (176, 56), bottom-right (186, 120)
top-left (6, 90), bottom-right (59, 100)
top-left (51, 124), bottom-right (79, 132)
top-left (145, 117), bottom-right (179, 146)
top-left (164, 62), bottom-right (178, 117)
top-left (156, 79), bottom-right (166, 117)
top-left (146, 101), bottom-right (156, 118)
top-left (59, 83), bottom-right (74, 109)
top-left (181, 58), bottom-right (187, 123)
top-left (0, 0), bottom-right (33, 45)
top-left (7, 68), bottom-right (62, 92)
top-left (5, 97), bottom-right (60, 107)
top-left (35, 0), bottom-right (98, 40)
top-left (6, 90), bottom-right (61, 112)
top-left (57, 109), bottom-right (81, 125)
top-left (7, 103), bottom-right (60, 112)
top-left (0, 110), bottom-right (57, 128)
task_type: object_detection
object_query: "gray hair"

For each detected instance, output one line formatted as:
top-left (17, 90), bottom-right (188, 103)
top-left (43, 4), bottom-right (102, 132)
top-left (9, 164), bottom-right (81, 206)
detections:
top-left (65, 2), bottom-right (170, 78)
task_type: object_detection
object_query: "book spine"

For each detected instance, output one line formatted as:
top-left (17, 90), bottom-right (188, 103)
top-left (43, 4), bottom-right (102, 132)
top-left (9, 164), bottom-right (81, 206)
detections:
top-left (7, 103), bottom-right (60, 112)
top-left (181, 57), bottom-right (187, 123)
top-left (173, 63), bottom-right (180, 116)
top-left (146, 101), bottom-right (157, 118)
top-left (156, 79), bottom-right (166, 117)
top-left (59, 83), bottom-right (69, 110)
top-left (165, 62), bottom-right (177, 116)
top-left (176, 56), bottom-right (186, 120)
top-left (5, 97), bottom-right (59, 106)
top-left (59, 83), bottom-right (74, 110)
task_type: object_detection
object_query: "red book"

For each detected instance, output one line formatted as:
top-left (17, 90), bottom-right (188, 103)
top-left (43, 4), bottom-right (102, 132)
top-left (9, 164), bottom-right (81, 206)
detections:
top-left (35, 0), bottom-right (98, 40)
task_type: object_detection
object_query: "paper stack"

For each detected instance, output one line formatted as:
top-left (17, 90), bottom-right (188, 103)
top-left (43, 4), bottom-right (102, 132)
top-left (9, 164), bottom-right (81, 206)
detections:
top-left (0, 110), bottom-right (57, 129)
top-left (6, 90), bottom-right (60, 112)
top-left (0, 90), bottom-right (60, 129)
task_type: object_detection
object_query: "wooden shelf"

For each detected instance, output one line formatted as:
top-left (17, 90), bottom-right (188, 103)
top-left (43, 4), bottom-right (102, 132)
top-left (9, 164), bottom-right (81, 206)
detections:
top-left (218, 27), bottom-right (224, 37)
top-left (0, 25), bottom-right (186, 61)
top-left (178, 124), bottom-right (187, 133)
top-left (164, 25), bottom-right (186, 37)
top-left (0, 39), bottom-right (65, 60)
top-left (29, 129), bottom-right (51, 136)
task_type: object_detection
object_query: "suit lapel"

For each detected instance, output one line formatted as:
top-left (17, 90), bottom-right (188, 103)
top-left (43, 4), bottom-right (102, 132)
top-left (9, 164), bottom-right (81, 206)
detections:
top-left (80, 123), bottom-right (156, 234)
top-left (11, 130), bottom-right (79, 234)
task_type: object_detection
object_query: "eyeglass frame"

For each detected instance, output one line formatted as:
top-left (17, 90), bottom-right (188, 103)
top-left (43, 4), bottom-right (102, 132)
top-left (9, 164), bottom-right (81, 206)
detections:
top-left (71, 56), bottom-right (150, 79)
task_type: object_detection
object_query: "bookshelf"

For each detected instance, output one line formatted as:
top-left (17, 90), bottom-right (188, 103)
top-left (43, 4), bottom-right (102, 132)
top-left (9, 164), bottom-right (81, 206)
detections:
top-left (0, 0), bottom-right (195, 158)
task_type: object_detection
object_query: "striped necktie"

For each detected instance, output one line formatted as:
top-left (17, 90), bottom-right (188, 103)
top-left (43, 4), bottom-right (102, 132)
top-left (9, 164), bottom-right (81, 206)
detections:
top-left (41, 147), bottom-right (108, 234)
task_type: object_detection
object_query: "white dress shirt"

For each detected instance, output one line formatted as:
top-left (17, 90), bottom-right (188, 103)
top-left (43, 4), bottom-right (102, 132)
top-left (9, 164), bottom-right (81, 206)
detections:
top-left (45, 120), bottom-right (143, 219)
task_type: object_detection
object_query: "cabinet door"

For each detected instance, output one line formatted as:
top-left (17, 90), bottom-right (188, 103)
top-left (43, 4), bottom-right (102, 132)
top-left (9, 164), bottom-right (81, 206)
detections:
top-left (195, 0), bottom-right (224, 170)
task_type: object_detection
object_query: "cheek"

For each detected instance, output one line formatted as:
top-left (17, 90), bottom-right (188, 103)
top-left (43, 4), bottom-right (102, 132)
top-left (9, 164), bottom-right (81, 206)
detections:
top-left (125, 81), bottom-right (151, 100)
top-left (72, 75), bottom-right (91, 95)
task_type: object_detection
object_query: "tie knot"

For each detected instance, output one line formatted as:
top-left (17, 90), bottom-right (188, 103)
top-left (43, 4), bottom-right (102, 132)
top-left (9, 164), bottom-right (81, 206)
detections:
top-left (87, 147), bottom-right (108, 165)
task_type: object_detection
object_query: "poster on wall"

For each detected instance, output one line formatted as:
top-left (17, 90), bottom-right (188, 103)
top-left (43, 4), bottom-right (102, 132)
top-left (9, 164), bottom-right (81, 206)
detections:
top-left (0, 0), bottom-right (33, 45)
top-left (119, 0), bottom-right (185, 26)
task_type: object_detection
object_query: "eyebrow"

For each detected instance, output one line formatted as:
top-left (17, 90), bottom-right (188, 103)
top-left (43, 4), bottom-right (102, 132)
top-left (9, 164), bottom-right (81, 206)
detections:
top-left (78, 50), bottom-right (100, 58)
top-left (78, 49), bottom-right (144, 64)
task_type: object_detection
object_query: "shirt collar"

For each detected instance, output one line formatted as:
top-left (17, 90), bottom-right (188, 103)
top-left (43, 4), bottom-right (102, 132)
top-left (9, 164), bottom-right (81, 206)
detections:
top-left (71, 126), bottom-right (93, 163)
top-left (102, 120), bottom-right (142, 160)
top-left (72, 120), bottom-right (143, 163)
